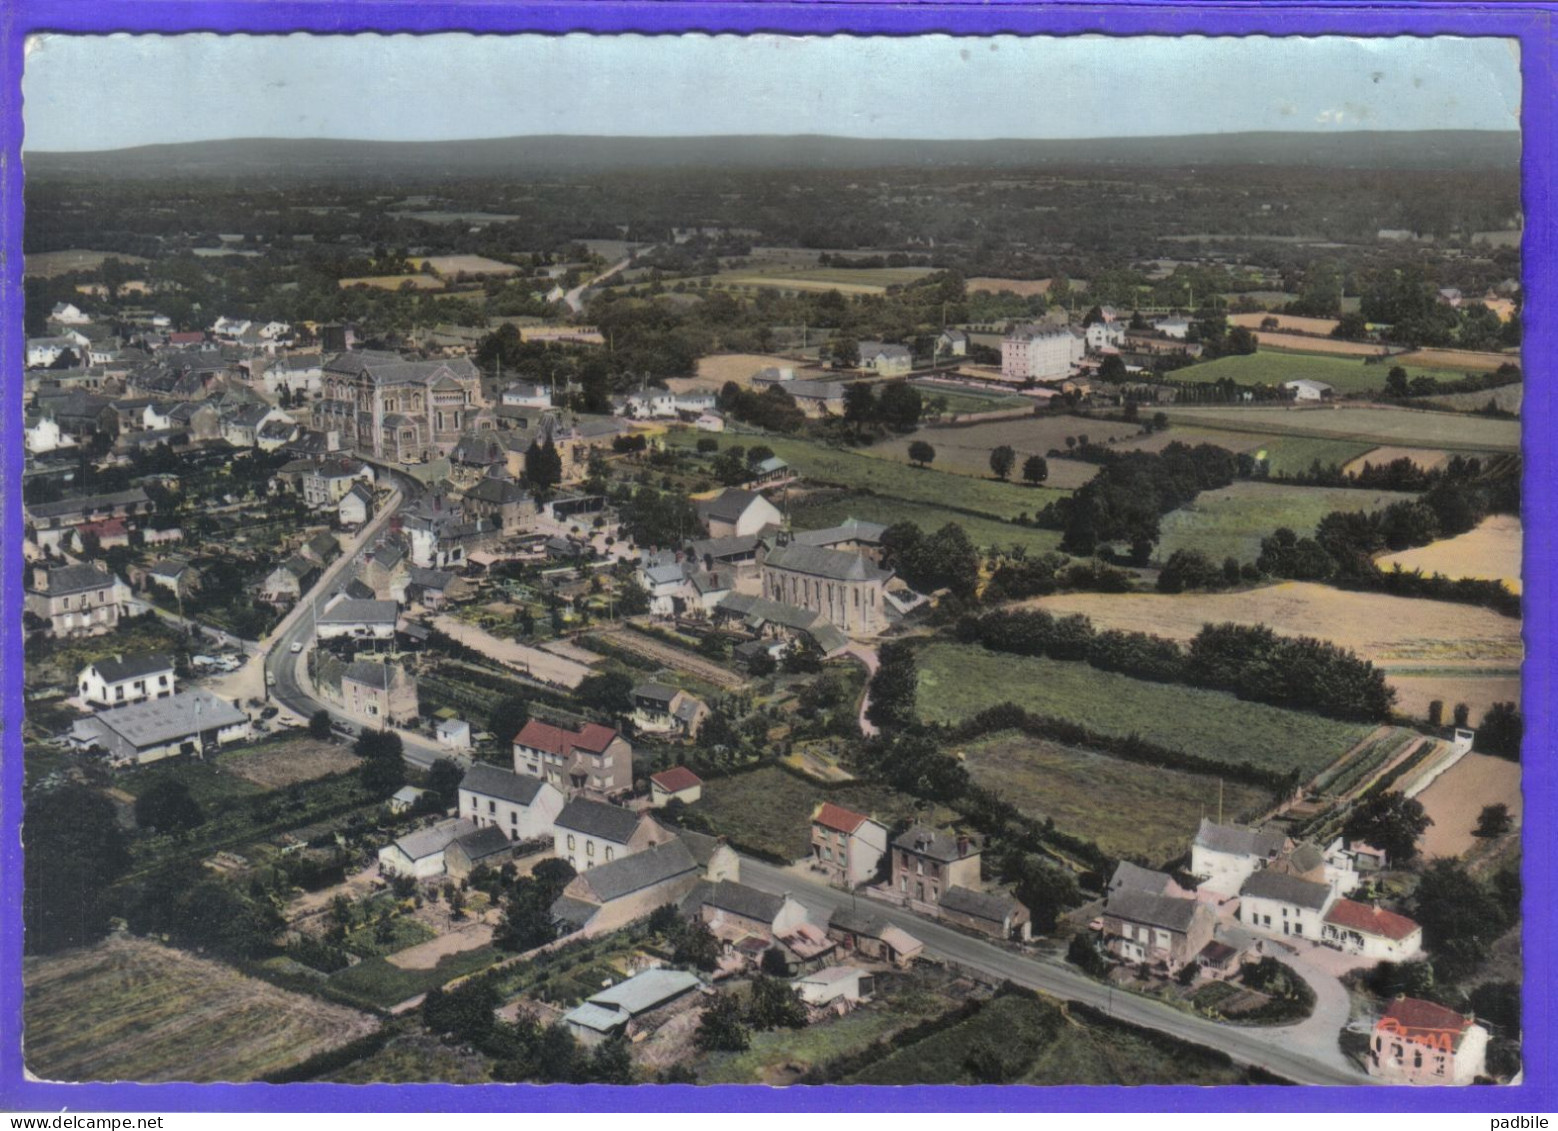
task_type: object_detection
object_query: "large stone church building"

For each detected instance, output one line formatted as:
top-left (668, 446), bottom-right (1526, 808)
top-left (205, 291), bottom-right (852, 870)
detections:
top-left (315, 351), bottom-right (486, 463)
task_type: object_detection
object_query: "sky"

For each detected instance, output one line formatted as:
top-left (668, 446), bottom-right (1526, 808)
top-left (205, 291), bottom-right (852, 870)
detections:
top-left (22, 32), bottom-right (1522, 152)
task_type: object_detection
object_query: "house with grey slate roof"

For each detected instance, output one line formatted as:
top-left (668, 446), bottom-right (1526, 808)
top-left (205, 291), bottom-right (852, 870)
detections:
top-left (459, 762), bottom-right (566, 843)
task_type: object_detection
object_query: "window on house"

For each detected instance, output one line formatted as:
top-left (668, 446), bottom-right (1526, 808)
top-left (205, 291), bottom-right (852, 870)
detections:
top-left (567, 835), bottom-right (575, 850)
top-left (586, 841), bottom-right (595, 857)
top-left (511, 812), bottom-right (517, 825)
top-left (488, 800), bottom-right (496, 814)
top-left (605, 847), bottom-right (614, 862)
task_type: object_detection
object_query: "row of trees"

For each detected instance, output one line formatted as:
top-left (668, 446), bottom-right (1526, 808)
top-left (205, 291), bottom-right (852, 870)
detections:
top-left (960, 609), bottom-right (1396, 721)
top-left (1037, 441), bottom-right (1240, 559)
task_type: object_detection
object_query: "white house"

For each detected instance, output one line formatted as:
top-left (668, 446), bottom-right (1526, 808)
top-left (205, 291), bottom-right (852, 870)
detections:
top-left (78, 653), bottom-right (176, 709)
top-left (1369, 998), bottom-right (1490, 1086)
top-left (378, 816), bottom-right (481, 879)
top-left (1001, 325), bottom-right (1084, 381)
top-left (1284, 379), bottom-right (1335, 402)
top-left (501, 382), bottom-right (553, 410)
top-left (338, 482), bottom-right (375, 528)
top-left (436, 717), bottom-right (472, 751)
top-left (459, 761), bottom-right (567, 843)
top-left (552, 797), bottom-right (666, 871)
top-left (936, 329), bottom-right (969, 357)
top-left (1153, 317), bottom-right (1191, 340)
top-left (696, 488), bottom-right (782, 540)
top-left (1237, 870), bottom-right (1335, 943)
top-left (1321, 899), bottom-right (1425, 961)
top-left (25, 414), bottom-right (73, 454)
top-left (1085, 309), bottom-right (1126, 350)
top-left (648, 766), bottom-right (704, 807)
top-left (314, 598), bottom-right (399, 642)
top-left (26, 337), bottom-right (78, 369)
top-left (1190, 819), bottom-right (1289, 896)
top-left (50, 302), bottom-right (92, 326)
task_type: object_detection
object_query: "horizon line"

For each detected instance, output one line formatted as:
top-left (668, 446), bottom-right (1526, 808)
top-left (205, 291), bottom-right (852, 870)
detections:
top-left (24, 126), bottom-right (1522, 157)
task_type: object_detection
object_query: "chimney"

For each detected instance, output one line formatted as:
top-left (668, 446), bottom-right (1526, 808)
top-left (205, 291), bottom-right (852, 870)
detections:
top-left (957, 835), bottom-right (971, 858)
top-left (32, 567), bottom-right (49, 591)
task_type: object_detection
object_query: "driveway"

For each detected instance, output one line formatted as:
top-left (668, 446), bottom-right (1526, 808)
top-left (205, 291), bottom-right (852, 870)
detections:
top-left (843, 641), bottom-right (879, 737)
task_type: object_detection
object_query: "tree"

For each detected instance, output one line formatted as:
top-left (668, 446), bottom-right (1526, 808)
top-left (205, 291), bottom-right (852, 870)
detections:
top-left (843, 382), bottom-right (877, 429)
top-left (1478, 702), bottom-right (1523, 760)
top-left (24, 784), bottom-right (131, 954)
top-left (760, 946), bottom-right (791, 977)
top-left (1098, 354), bottom-right (1127, 383)
top-left (1386, 366), bottom-right (1410, 397)
top-left (588, 1036), bottom-right (636, 1085)
top-left (1344, 792), bottom-right (1432, 865)
top-left (828, 335), bottom-right (859, 369)
top-left (989, 445), bottom-right (1016, 481)
top-left (877, 382), bottom-right (923, 431)
top-left (1475, 804), bottom-right (1513, 838)
top-left (1021, 455), bottom-right (1049, 486)
top-left (745, 975), bottom-right (807, 1030)
top-left (1454, 702), bottom-right (1471, 728)
top-left (694, 993), bottom-right (751, 1052)
top-left (489, 696), bottom-right (530, 745)
top-left (907, 440), bottom-right (935, 468)
top-left (524, 436), bottom-right (564, 493)
top-left (356, 729), bottom-right (406, 796)
top-left (308, 709), bottom-right (333, 740)
top-left (577, 670), bottom-right (633, 716)
top-left (426, 758), bottom-right (464, 808)
top-left (671, 917), bottom-right (722, 971)
top-left (134, 778), bottom-right (205, 836)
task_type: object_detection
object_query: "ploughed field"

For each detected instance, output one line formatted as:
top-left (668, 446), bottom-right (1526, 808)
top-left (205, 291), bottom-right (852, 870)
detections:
top-left (915, 642), bottom-right (1368, 782)
top-left (1378, 514), bottom-right (1522, 594)
top-left (957, 729), bottom-right (1271, 864)
top-left (1157, 404), bottom-right (1519, 454)
top-left (23, 936), bottom-right (377, 1082)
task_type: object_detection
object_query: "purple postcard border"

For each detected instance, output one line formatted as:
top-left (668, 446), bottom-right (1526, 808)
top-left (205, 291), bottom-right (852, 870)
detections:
top-left (0, 0), bottom-right (1551, 1113)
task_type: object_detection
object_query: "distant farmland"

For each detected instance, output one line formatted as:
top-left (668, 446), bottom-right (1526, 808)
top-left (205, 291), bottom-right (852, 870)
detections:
top-left (1156, 480), bottom-right (1415, 564)
top-left (714, 266), bottom-right (934, 295)
top-left (1158, 404), bottom-right (1520, 453)
top-left (1167, 352), bottom-right (1437, 394)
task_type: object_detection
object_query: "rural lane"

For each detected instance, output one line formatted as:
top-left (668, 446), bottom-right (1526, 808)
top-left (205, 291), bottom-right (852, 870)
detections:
top-left (738, 857), bottom-right (1371, 1087)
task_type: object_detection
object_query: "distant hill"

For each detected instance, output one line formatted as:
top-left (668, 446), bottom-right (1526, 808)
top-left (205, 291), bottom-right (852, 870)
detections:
top-left (24, 130), bottom-right (1520, 180)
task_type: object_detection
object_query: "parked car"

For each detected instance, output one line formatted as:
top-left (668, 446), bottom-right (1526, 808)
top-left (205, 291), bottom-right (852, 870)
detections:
top-left (290, 641), bottom-right (304, 654)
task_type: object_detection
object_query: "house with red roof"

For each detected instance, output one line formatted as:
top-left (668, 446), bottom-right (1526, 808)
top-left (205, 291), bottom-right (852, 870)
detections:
top-left (1322, 899), bottom-right (1424, 961)
top-left (1369, 997), bottom-right (1489, 1085)
top-left (649, 766), bottom-right (704, 807)
top-left (809, 802), bottom-right (889, 889)
top-left (513, 718), bottom-right (633, 798)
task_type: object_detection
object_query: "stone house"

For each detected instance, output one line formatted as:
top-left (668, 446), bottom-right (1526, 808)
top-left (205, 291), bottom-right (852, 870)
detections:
top-left (1099, 888), bottom-right (1215, 973)
top-left (890, 825), bottom-right (983, 909)
top-left (25, 563), bottom-right (130, 638)
top-left (514, 719), bottom-right (633, 797)
top-left (550, 838), bottom-right (705, 937)
top-left (809, 802), bottom-right (888, 889)
top-left (339, 661), bottom-right (419, 726)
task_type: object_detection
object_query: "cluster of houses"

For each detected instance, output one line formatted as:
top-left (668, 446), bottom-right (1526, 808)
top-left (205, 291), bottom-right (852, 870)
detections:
top-left (1093, 818), bottom-right (1421, 983)
top-left (1083, 817), bottom-right (1492, 1085)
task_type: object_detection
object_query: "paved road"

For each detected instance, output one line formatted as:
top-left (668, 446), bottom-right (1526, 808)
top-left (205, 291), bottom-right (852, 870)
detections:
top-left (261, 481), bottom-right (452, 770)
top-left (564, 253), bottom-right (639, 314)
top-left (738, 858), bottom-right (1371, 1087)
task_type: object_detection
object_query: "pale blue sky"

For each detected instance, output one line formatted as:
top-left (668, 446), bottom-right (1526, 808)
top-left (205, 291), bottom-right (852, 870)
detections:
top-left (22, 33), bottom-right (1521, 152)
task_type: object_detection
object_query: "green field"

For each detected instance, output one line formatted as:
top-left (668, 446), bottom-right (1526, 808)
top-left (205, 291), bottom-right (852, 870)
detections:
top-left (714, 266), bottom-right (936, 295)
top-left (669, 430), bottom-right (1068, 522)
top-left (1159, 404), bottom-right (1520, 454)
top-left (1157, 480), bottom-right (1416, 564)
top-left (1253, 435), bottom-right (1380, 476)
top-left (694, 765), bottom-right (957, 862)
top-left (790, 491), bottom-right (1064, 556)
top-left (1171, 351), bottom-right (1445, 394)
top-left (912, 382), bottom-right (1033, 416)
top-left (917, 642), bottom-right (1368, 781)
top-left (848, 992), bottom-right (1249, 1086)
top-left (960, 730), bottom-right (1271, 864)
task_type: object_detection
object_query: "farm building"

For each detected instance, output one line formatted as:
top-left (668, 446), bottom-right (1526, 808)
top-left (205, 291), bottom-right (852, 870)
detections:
top-left (1321, 899), bottom-right (1424, 961)
top-left (70, 689), bottom-right (251, 767)
top-left (795, 964), bottom-right (874, 1007)
top-left (562, 969), bottom-right (705, 1047)
top-left (550, 838), bottom-right (705, 936)
top-left (1284, 379), bottom-right (1335, 402)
